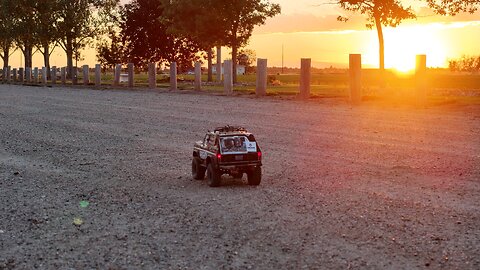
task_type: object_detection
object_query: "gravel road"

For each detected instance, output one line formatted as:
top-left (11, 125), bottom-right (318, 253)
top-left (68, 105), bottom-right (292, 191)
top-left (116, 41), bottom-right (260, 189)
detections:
top-left (1, 84), bottom-right (479, 269)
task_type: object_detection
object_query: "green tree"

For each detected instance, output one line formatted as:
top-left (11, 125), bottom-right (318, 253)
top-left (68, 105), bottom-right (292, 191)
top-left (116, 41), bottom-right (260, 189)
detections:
top-left (426, 0), bottom-right (479, 15)
top-left (0, 0), bottom-right (16, 68)
top-left (34, 0), bottom-right (60, 78)
top-left (56, 0), bottom-right (118, 78)
top-left (96, 29), bottom-right (125, 70)
top-left (166, 0), bottom-right (226, 81)
top-left (337, 0), bottom-right (415, 71)
top-left (237, 48), bottom-right (256, 74)
top-left (120, 0), bottom-right (201, 70)
top-left (211, 0), bottom-right (280, 83)
top-left (13, 0), bottom-right (37, 68)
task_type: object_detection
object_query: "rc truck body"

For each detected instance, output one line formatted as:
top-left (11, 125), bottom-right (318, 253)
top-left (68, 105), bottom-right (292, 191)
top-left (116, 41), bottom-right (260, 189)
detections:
top-left (192, 126), bottom-right (262, 187)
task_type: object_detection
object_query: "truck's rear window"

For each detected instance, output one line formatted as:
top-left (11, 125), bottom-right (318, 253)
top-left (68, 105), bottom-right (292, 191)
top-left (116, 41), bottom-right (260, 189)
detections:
top-left (220, 136), bottom-right (257, 154)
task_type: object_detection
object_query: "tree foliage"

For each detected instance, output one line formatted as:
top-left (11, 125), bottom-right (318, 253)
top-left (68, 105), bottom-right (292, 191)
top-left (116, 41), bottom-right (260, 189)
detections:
top-left (337, 0), bottom-right (415, 71)
top-left (448, 55), bottom-right (480, 73)
top-left (117, 0), bottom-right (201, 71)
top-left (426, 0), bottom-right (479, 15)
top-left (213, 0), bottom-right (280, 83)
top-left (237, 48), bottom-right (256, 74)
top-left (0, 0), bottom-right (16, 67)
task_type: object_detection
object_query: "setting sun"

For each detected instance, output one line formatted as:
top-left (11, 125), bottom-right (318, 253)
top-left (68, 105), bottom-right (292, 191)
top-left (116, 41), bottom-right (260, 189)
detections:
top-left (363, 24), bottom-right (449, 72)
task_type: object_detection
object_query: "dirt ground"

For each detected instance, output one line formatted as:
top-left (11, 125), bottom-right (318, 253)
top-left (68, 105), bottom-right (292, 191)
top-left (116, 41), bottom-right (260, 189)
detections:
top-left (0, 84), bottom-right (479, 269)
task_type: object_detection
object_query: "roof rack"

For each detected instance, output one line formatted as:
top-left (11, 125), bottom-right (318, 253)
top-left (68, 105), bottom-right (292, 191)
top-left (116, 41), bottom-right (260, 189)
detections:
top-left (214, 125), bottom-right (248, 133)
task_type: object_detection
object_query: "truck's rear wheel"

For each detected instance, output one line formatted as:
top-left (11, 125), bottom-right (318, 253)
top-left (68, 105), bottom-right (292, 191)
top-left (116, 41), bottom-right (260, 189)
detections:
top-left (192, 158), bottom-right (206, 180)
top-left (207, 163), bottom-right (221, 187)
top-left (247, 167), bottom-right (261, 186)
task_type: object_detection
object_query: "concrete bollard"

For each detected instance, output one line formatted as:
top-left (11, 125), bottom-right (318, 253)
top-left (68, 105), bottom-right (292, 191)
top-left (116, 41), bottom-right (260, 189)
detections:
top-left (51, 66), bottom-right (57, 85)
top-left (19, 68), bottom-right (24, 83)
top-left (33, 67), bottom-right (39, 84)
top-left (114, 64), bottom-right (121, 86)
top-left (299, 58), bottom-right (311, 99)
top-left (415, 55), bottom-right (427, 105)
top-left (72, 66), bottom-right (78, 85)
top-left (148, 63), bottom-right (156, 89)
top-left (12, 68), bottom-right (17, 83)
top-left (256, 58), bottom-right (268, 96)
top-left (6, 66), bottom-right (11, 83)
top-left (223, 60), bottom-right (233, 95)
top-left (349, 54), bottom-right (362, 104)
top-left (26, 67), bottom-right (32, 83)
top-left (170, 62), bottom-right (177, 90)
top-left (61, 67), bottom-right (66, 85)
top-left (127, 63), bottom-right (134, 88)
top-left (41, 67), bottom-right (47, 85)
top-left (83, 65), bottom-right (89, 85)
top-left (216, 46), bottom-right (222, 82)
top-left (95, 64), bottom-right (101, 87)
top-left (194, 62), bottom-right (202, 91)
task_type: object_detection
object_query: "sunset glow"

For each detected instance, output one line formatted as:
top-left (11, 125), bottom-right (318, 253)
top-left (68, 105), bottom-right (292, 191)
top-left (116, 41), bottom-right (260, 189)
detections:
top-left (5, 0), bottom-right (480, 70)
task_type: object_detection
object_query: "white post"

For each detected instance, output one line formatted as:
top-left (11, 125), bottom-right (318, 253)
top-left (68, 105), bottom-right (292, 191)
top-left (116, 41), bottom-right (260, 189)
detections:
top-left (12, 68), bottom-right (17, 83)
top-left (416, 55), bottom-right (427, 105)
top-left (148, 63), bottom-right (156, 89)
top-left (299, 58), bottom-right (311, 99)
top-left (61, 67), bottom-right (66, 85)
top-left (25, 67), bottom-right (32, 83)
top-left (216, 46), bottom-right (222, 82)
top-left (41, 67), bottom-right (47, 85)
top-left (18, 68), bottom-right (24, 83)
top-left (224, 60), bottom-right (233, 95)
top-left (72, 67), bottom-right (78, 85)
top-left (51, 66), bottom-right (57, 85)
top-left (95, 64), bottom-right (101, 87)
top-left (127, 63), bottom-right (134, 88)
top-left (349, 54), bottom-right (362, 104)
top-left (170, 62), bottom-right (177, 90)
top-left (6, 66), bottom-right (10, 83)
top-left (194, 62), bottom-right (202, 91)
top-left (256, 58), bottom-right (268, 96)
top-left (83, 65), bottom-right (89, 85)
top-left (114, 64), bottom-right (121, 86)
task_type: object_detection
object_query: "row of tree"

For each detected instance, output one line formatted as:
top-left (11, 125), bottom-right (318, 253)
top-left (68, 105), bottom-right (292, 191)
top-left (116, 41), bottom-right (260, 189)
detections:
top-left (0, 0), bottom-right (118, 78)
top-left (1, 0), bottom-right (478, 83)
top-left (448, 55), bottom-right (480, 73)
top-left (96, 0), bottom-right (280, 83)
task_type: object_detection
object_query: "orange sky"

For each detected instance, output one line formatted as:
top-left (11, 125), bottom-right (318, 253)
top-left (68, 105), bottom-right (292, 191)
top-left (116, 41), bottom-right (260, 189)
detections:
top-left (6, 0), bottom-right (480, 70)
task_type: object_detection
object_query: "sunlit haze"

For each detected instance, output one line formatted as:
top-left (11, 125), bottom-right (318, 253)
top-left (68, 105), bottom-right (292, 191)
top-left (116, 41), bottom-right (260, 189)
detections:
top-left (8, 0), bottom-right (480, 70)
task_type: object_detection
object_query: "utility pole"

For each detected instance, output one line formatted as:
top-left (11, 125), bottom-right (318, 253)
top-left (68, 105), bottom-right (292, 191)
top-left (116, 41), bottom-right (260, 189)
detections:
top-left (281, 44), bottom-right (284, 74)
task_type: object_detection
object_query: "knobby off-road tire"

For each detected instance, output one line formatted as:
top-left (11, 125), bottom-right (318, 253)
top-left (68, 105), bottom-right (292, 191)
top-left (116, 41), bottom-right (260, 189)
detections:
top-left (192, 158), bottom-right (206, 180)
top-left (207, 163), bottom-right (221, 187)
top-left (247, 167), bottom-right (261, 186)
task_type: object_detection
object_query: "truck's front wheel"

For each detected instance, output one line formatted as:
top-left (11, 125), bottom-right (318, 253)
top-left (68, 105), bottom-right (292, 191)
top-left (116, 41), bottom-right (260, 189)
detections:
top-left (207, 163), bottom-right (221, 187)
top-left (192, 158), bottom-right (206, 180)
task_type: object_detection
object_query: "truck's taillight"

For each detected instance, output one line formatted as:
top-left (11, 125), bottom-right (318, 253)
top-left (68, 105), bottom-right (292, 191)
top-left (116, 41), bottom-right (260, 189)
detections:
top-left (216, 153), bottom-right (222, 160)
top-left (257, 151), bottom-right (262, 159)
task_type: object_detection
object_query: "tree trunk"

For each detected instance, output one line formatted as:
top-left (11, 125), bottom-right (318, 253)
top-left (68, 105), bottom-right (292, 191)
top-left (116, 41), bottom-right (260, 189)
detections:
top-left (1, 45), bottom-right (9, 68)
top-left (375, 15), bottom-right (386, 89)
top-left (232, 45), bottom-right (238, 84)
top-left (43, 42), bottom-right (51, 79)
top-left (66, 37), bottom-right (74, 79)
top-left (24, 44), bottom-right (33, 68)
top-left (207, 49), bottom-right (213, 82)
top-left (375, 15), bottom-right (385, 71)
